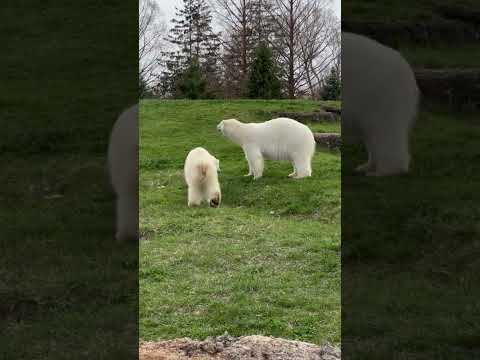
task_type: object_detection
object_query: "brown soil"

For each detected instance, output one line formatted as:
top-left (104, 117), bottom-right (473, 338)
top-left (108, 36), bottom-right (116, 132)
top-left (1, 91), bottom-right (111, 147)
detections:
top-left (140, 334), bottom-right (340, 360)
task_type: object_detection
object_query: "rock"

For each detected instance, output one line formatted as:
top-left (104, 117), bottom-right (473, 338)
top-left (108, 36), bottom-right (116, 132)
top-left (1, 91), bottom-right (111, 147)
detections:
top-left (436, 5), bottom-right (480, 26)
top-left (314, 133), bottom-right (341, 150)
top-left (322, 106), bottom-right (341, 115)
top-left (415, 68), bottom-right (480, 111)
top-left (139, 335), bottom-right (340, 360)
top-left (342, 18), bottom-right (479, 48)
top-left (272, 111), bottom-right (338, 123)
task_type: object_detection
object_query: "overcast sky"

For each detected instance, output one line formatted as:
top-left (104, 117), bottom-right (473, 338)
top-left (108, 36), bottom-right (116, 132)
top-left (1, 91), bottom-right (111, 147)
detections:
top-left (159, 0), bottom-right (341, 27)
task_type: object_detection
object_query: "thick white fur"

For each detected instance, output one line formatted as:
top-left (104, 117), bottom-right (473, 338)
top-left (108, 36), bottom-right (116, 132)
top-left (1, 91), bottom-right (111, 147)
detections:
top-left (217, 118), bottom-right (315, 179)
top-left (184, 147), bottom-right (221, 207)
top-left (343, 32), bottom-right (419, 176)
top-left (107, 105), bottom-right (138, 241)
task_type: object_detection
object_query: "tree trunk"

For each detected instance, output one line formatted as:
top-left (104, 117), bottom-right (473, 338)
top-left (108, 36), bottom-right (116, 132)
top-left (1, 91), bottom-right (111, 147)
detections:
top-left (241, 1), bottom-right (248, 90)
top-left (288, 0), bottom-right (295, 99)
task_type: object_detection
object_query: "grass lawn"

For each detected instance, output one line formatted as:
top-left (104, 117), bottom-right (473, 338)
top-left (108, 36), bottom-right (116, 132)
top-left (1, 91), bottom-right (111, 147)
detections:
top-left (342, 109), bottom-right (480, 358)
top-left (139, 100), bottom-right (341, 345)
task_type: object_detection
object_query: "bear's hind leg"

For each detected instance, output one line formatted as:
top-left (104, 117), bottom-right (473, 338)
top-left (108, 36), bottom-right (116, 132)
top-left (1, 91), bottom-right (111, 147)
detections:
top-left (116, 193), bottom-right (139, 242)
top-left (188, 186), bottom-right (203, 206)
top-left (355, 149), bottom-right (376, 173)
top-left (292, 155), bottom-right (312, 179)
top-left (366, 129), bottom-right (409, 176)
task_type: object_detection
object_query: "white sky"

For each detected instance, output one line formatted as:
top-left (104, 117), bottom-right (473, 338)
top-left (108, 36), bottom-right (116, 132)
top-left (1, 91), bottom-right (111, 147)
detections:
top-left (159, 0), bottom-right (341, 27)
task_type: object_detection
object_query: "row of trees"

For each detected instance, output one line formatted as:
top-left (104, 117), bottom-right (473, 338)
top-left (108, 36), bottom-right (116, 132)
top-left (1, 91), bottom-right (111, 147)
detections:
top-left (139, 0), bottom-right (341, 100)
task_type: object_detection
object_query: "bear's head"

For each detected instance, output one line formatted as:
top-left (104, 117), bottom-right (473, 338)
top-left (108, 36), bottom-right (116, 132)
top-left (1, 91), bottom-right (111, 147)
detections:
top-left (217, 119), bottom-right (242, 140)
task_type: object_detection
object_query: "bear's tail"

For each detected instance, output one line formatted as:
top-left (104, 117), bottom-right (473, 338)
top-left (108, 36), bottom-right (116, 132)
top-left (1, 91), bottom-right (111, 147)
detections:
top-left (196, 162), bottom-right (210, 183)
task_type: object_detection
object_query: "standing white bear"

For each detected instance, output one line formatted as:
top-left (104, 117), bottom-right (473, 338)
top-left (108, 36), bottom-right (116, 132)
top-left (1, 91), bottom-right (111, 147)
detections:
top-left (184, 147), bottom-right (221, 207)
top-left (342, 32), bottom-right (419, 176)
top-left (107, 104), bottom-right (138, 242)
top-left (217, 118), bottom-right (315, 179)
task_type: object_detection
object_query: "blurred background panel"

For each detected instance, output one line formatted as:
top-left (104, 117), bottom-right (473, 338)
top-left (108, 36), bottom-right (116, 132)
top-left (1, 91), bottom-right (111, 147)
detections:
top-left (342, 1), bottom-right (480, 359)
top-left (0, 1), bottom-right (138, 358)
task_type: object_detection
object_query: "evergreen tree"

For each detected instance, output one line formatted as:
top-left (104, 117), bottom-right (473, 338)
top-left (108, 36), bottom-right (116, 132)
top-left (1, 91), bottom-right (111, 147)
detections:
top-left (202, 36), bottom-right (223, 99)
top-left (322, 68), bottom-right (341, 101)
top-left (139, 75), bottom-right (148, 98)
top-left (160, 0), bottom-right (221, 98)
top-left (247, 44), bottom-right (281, 99)
top-left (140, 74), bottom-right (155, 98)
top-left (176, 57), bottom-right (206, 99)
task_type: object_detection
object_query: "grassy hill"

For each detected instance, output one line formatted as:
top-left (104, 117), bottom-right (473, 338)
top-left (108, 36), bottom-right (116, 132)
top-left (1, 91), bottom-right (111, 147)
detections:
top-left (139, 100), bottom-right (341, 345)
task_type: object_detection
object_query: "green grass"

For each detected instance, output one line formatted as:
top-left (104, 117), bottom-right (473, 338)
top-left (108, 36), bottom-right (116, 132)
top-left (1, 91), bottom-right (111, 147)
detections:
top-left (139, 100), bottom-right (341, 345)
top-left (342, 109), bottom-right (480, 358)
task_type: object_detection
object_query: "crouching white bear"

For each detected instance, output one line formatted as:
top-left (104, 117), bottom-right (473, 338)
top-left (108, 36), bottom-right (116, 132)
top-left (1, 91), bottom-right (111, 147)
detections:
top-left (217, 118), bottom-right (315, 179)
top-left (184, 147), bottom-right (221, 207)
top-left (342, 32), bottom-right (419, 176)
top-left (107, 104), bottom-right (138, 242)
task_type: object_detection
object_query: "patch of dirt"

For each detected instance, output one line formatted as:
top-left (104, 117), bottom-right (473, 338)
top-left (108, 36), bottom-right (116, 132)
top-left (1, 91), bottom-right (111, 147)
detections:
top-left (139, 334), bottom-right (340, 360)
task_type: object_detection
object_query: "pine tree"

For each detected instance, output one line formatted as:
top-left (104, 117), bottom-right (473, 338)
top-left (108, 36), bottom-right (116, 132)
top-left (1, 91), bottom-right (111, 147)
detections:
top-left (139, 75), bottom-right (154, 98)
top-left (202, 36), bottom-right (223, 99)
top-left (159, 0), bottom-right (221, 98)
top-left (247, 44), bottom-right (281, 99)
top-left (177, 57), bottom-right (206, 99)
top-left (322, 68), bottom-right (341, 101)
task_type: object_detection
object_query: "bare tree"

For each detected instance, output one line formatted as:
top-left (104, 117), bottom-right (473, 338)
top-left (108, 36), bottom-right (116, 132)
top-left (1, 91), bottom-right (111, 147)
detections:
top-left (139, 0), bottom-right (165, 95)
top-left (267, 0), bottom-right (338, 99)
top-left (331, 28), bottom-right (341, 80)
top-left (214, 0), bottom-right (250, 80)
top-left (298, 7), bottom-right (339, 98)
top-left (213, 0), bottom-right (275, 96)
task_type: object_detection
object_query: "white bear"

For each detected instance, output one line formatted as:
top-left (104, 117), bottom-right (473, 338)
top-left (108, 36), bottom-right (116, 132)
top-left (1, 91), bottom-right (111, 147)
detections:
top-left (342, 32), bottom-right (419, 176)
top-left (217, 118), bottom-right (315, 179)
top-left (184, 147), bottom-right (221, 207)
top-left (107, 104), bottom-right (138, 241)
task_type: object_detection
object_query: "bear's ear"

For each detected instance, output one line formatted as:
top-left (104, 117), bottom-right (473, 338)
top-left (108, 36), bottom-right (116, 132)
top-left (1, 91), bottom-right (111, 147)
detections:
top-left (216, 159), bottom-right (221, 172)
